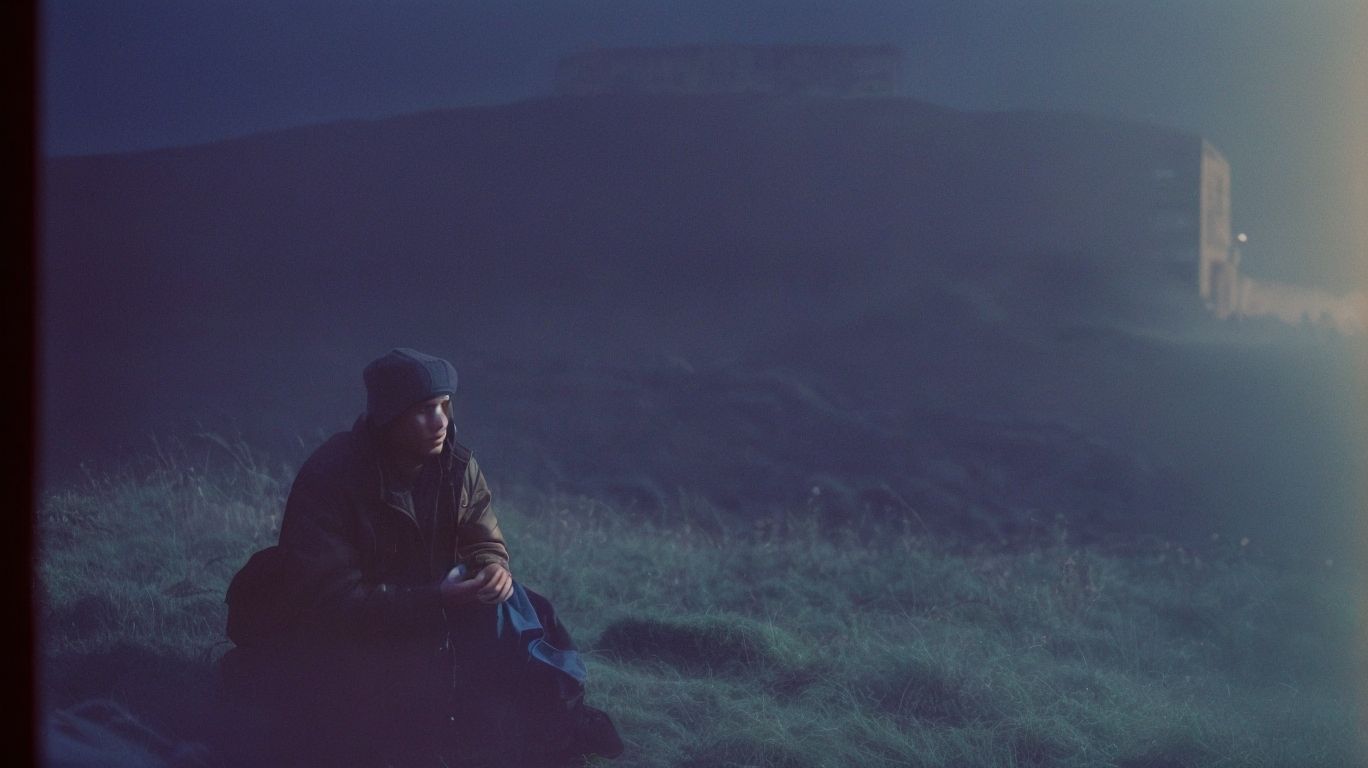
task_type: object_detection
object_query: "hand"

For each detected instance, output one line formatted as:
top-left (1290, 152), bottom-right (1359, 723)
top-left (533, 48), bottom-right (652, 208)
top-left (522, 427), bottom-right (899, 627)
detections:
top-left (474, 563), bottom-right (513, 605)
top-left (439, 564), bottom-right (483, 607)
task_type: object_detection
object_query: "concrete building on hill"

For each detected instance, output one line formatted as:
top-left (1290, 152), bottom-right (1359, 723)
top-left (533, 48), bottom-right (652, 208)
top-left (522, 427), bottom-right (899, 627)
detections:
top-left (1160, 140), bottom-right (1361, 330)
top-left (554, 44), bottom-right (902, 99)
top-left (1147, 138), bottom-right (1238, 317)
top-left (1197, 141), bottom-right (1238, 318)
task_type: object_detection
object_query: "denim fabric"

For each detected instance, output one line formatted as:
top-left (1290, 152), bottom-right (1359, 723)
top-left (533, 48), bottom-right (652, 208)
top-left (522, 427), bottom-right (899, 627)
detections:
top-left (495, 582), bottom-right (588, 686)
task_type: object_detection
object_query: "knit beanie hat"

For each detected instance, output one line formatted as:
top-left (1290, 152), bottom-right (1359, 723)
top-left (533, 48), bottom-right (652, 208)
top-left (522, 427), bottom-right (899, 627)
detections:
top-left (362, 348), bottom-right (458, 428)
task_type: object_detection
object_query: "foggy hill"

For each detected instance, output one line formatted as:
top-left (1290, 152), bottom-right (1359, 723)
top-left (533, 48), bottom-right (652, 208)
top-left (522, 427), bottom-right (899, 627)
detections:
top-left (42, 94), bottom-right (1361, 550)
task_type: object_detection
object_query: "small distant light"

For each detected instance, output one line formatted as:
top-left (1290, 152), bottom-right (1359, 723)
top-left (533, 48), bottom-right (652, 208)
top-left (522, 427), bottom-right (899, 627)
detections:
top-left (1236, 233), bottom-right (1248, 243)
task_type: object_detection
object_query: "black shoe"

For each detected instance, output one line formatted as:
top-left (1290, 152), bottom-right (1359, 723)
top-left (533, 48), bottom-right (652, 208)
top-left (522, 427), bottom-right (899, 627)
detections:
top-left (568, 705), bottom-right (623, 760)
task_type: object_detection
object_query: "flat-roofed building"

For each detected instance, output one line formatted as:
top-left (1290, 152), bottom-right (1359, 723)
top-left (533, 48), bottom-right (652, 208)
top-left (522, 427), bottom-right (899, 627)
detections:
top-left (554, 44), bottom-right (902, 99)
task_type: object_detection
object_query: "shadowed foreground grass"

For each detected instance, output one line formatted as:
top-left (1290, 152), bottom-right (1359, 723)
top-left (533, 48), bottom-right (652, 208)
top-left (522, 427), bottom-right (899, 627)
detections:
top-left (36, 437), bottom-right (1366, 767)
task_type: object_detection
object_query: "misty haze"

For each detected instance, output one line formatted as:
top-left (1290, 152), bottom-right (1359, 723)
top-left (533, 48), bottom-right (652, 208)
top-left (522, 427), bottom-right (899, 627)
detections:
top-left (36, 6), bottom-right (1368, 767)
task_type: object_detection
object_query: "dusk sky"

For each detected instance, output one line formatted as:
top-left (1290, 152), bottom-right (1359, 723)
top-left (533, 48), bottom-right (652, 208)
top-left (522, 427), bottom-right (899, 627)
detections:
top-left (41, 0), bottom-right (1365, 287)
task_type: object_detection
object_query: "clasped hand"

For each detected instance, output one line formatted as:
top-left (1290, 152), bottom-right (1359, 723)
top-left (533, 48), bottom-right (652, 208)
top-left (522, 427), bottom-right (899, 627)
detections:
top-left (440, 563), bottom-right (513, 607)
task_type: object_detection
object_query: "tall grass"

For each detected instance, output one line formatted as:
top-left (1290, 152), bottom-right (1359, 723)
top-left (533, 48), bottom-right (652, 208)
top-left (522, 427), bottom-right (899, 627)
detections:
top-left (36, 435), bottom-right (1365, 767)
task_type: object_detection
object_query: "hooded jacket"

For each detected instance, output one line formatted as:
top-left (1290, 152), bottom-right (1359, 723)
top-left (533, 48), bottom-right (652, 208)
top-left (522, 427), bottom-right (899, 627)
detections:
top-left (274, 414), bottom-right (509, 640)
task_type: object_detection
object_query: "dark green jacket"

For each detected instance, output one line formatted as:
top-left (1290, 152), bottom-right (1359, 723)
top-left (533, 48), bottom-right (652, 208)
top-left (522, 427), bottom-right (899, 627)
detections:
top-left (275, 415), bottom-right (509, 639)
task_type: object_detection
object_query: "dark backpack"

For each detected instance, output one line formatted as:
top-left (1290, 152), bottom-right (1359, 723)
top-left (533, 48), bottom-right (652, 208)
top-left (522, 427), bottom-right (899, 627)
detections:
top-left (224, 545), bottom-right (311, 647)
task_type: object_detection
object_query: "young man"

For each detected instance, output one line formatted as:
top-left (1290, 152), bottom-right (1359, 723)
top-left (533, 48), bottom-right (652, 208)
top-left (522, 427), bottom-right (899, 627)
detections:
top-left (223, 348), bottom-right (622, 767)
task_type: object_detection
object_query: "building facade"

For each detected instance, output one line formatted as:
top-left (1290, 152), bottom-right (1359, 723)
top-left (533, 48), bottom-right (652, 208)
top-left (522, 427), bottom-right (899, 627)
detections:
top-left (554, 44), bottom-right (902, 99)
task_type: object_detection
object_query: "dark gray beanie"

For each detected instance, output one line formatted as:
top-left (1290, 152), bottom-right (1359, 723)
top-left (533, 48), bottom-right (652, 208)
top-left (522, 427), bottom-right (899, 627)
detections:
top-left (363, 348), bottom-right (458, 428)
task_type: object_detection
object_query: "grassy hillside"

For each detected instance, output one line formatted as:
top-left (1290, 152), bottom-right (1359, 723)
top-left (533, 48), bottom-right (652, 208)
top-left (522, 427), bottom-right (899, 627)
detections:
top-left (38, 93), bottom-right (1204, 483)
top-left (36, 437), bottom-right (1365, 767)
top-left (40, 91), bottom-right (1364, 581)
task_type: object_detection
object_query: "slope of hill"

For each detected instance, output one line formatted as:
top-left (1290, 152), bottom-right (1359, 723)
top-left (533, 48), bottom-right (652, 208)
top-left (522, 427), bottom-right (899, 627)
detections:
top-left (40, 93), bottom-right (1363, 553)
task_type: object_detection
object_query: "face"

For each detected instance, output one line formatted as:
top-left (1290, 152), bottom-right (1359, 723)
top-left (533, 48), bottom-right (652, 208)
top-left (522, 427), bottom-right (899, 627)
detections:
top-left (384, 395), bottom-right (451, 463)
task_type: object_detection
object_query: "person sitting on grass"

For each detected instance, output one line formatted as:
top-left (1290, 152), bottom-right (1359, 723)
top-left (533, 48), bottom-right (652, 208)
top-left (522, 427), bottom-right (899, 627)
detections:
top-left (220, 347), bottom-right (623, 767)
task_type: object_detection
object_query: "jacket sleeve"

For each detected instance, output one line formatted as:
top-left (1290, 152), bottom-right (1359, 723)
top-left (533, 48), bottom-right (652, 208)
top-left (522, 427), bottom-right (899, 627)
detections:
top-left (278, 469), bottom-right (444, 637)
top-left (456, 456), bottom-right (510, 572)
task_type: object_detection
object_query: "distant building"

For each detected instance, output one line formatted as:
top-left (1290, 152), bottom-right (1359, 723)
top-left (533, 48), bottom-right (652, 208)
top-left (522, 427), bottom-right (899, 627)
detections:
top-left (554, 44), bottom-right (902, 99)
top-left (1145, 139), bottom-right (1236, 317)
top-left (1196, 141), bottom-right (1237, 317)
top-left (1148, 140), bottom-right (1362, 331)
